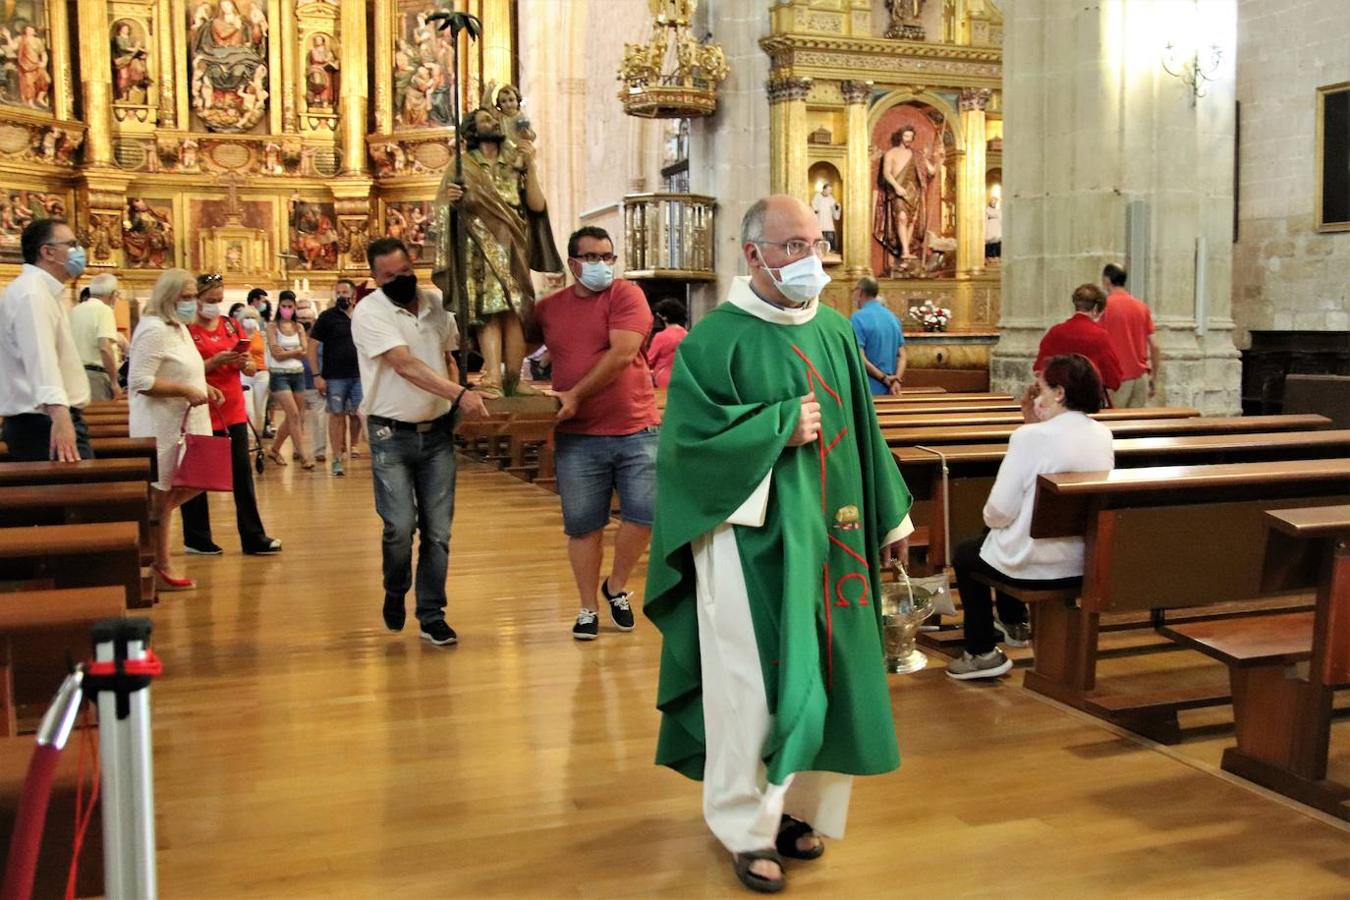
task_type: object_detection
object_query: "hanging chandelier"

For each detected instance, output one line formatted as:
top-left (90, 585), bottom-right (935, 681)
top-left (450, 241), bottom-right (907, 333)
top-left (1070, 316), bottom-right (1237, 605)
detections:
top-left (617, 0), bottom-right (729, 119)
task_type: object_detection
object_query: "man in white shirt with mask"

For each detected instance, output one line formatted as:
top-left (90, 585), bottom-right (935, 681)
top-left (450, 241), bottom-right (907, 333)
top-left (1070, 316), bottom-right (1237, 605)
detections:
top-left (0, 218), bottom-right (92, 461)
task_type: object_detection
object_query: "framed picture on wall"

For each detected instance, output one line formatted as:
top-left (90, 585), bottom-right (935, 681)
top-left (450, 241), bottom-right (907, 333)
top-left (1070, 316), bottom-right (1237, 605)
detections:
top-left (1315, 82), bottom-right (1350, 232)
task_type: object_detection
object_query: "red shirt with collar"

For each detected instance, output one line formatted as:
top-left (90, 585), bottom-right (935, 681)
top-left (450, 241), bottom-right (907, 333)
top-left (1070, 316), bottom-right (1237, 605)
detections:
top-left (1098, 288), bottom-right (1155, 381)
top-left (1033, 312), bottom-right (1125, 392)
top-left (188, 316), bottom-right (249, 430)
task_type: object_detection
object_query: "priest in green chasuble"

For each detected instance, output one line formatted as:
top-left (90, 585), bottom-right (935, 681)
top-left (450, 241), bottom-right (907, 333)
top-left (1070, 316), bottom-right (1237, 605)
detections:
top-left (645, 195), bottom-right (914, 893)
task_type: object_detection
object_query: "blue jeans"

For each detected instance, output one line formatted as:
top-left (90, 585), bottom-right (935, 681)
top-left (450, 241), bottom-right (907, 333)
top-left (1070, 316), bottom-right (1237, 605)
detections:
top-left (325, 377), bottom-right (363, 414)
top-left (370, 420), bottom-right (457, 625)
top-left (553, 427), bottom-right (658, 537)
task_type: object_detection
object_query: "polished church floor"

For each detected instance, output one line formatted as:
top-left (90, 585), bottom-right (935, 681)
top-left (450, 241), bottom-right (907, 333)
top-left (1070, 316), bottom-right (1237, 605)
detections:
top-left (145, 456), bottom-right (1349, 897)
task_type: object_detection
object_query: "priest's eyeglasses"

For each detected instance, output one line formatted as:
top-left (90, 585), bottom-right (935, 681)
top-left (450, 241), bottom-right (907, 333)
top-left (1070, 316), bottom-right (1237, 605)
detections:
top-left (572, 252), bottom-right (618, 264)
top-left (755, 239), bottom-right (832, 259)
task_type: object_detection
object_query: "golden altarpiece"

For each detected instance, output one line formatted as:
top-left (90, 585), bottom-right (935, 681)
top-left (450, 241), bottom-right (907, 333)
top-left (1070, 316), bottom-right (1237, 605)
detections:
top-left (762, 0), bottom-right (1003, 388)
top-left (0, 0), bottom-right (514, 311)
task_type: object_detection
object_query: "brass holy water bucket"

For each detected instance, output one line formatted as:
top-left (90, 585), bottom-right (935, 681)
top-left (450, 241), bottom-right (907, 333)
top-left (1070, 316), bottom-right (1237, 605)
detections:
top-left (880, 564), bottom-right (934, 674)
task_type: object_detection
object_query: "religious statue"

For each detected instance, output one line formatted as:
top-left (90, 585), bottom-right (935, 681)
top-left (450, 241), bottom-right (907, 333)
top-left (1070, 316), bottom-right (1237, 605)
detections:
top-left (883, 0), bottom-right (928, 41)
top-left (433, 105), bottom-right (563, 398)
top-left (88, 214), bottom-right (115, 262)
top-left (111, 20), bottom-right (151, 104)
top-left (8, 23), bottom-right (51, 109)
top-left (305, 34), bottom-right (338, 110)
top-left (189, 0), bottom-right (269, 132)
top-left (180, 137), bottom-right (200, 171)
top-left (289, 193), bottom-right (339, 269)
top-left (875, 123), bottom-right (946, 275)
top-left (812, 183), bottom-right (841, 253)
top-left (485, 82), bottom-right (536, 174)
top-left (123, 198), bottom-right (174, 268)
top-left (393, 11), bottom-right (455, 129)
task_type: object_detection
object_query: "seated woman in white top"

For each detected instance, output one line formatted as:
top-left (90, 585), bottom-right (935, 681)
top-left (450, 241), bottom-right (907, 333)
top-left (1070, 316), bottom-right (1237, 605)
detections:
top-left (127, 268), bottom-right (223, 591)
top-left (947, 354), bottom-right (1115, 680)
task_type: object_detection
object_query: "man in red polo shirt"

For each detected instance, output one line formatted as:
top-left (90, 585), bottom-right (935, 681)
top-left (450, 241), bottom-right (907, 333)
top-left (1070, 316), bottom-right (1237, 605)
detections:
top-left (536, 225), bottom-right (660, 641)
top-left (1098, 263), bottom-right (1159, 407)
top-left (1033, 283), bottom-right (1124, 400)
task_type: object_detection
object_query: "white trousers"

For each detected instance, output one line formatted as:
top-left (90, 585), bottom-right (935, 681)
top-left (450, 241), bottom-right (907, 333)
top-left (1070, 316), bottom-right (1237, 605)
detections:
top-left (692, 524), bottom-right (853, 854)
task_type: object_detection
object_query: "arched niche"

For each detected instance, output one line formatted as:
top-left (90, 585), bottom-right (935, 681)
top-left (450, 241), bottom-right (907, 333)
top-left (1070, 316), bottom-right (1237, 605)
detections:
top-left (808, 160), bottom-right (844, 264)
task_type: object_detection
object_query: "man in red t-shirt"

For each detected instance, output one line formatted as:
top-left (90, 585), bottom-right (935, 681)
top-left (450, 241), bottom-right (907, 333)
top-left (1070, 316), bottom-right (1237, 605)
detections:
top-left (1033, 283), bottom-right (1124, 399)
top-left (179, 273), bottom-right (282, 556)
top-left (536, 226), bottom-right (660, 641)
top-left (1098, 263), bottom-right (1159, 408)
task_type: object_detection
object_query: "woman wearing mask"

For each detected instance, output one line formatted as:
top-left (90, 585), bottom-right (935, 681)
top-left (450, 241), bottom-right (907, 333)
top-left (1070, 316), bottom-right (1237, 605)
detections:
top-left (237, 305), bottom-right (269, 440)
top-left (645, 298), bottom-right (688, 389)
top-left (265, 290), bottom-right (313, 468)
top-left (127, 268), bottom-right (224, 591)
top-left (179, 273), bottom-right (282, 556)
top-left (946, 354), bottom-right (1115, 680)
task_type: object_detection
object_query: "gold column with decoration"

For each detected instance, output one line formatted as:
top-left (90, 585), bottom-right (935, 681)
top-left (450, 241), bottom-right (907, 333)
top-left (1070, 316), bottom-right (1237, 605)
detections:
top-left (157, 0), bottom-right (177, 127)
top-left (957, 88), bottom-right (990, 277)
top-left (340, 0), bottom-right (369, 175)
top-left (280, 0), bottom-right (299, 132)
top-left (768, 77), bottom-right (811, 199)
top-left (481, 0), bottom-right (513, 86)
top-left (47, 0), bottom-right (73, 120)
top-left (76, 0), bottom-right (115, 167)
top-left (173, 0), bottom-right (190, 128)
top-left (840, 79), bottom-right (872, 277)
top-left (373, 0), bottom-right (394, 135)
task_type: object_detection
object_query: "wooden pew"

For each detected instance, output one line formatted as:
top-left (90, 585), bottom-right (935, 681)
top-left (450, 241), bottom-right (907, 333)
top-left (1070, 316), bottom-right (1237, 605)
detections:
top-left (1001, 458), bottom-right (1350, 742)
top-left (870, 400), bottom-right (1021, 415)
top-left (0, 586), bottom-right (126, 736)
top-left (0, 481), bottom-right (153, 558)
top-left (0, 522), bottom-right (144, 609)
top-left (875, 406), bottom-right (1199, 430)
top-left (897, 429), bottom-right (1350, 572)
top-left (0, 436), bottom-right (158, 480)
top-left (86, 422), bottom-right (131, 438)
top-left (874, 392), bottom-right (1012, 406)
top-left (0, 458), bottom-right (152, 488)
top-left (502, 417), bottom-right (556, 483)
top-left (882, 413), bottom-right (1332, 447)
top-left (1161, 506), bottom-right (1350, 820)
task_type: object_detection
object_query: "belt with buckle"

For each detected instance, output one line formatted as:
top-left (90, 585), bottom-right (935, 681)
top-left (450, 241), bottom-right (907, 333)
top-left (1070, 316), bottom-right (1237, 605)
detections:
top-left (367, 413), bottom-right (450, 434)
top-left (84, 364), bottom-right (107, 373)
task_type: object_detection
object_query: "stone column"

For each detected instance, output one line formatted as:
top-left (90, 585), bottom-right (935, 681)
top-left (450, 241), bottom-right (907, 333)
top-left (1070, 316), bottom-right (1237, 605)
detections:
top-left (841, 79), bottom-right (872, 277)
top-left (957, 88), bottom-right (990, 277)
top-left (156, 0), bottom-right (177, 127)
top-left (76, 0), bottom-right (115, 168)
top-left (994, 0), bottom-right (1240, 413)
top-left (768, 76), bottom-right (811, 201)
top-left (340, 0), bottom-right (369, 175)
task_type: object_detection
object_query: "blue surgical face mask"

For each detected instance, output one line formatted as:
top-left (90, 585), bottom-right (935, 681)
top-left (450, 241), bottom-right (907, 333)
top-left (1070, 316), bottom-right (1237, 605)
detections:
top-left (759, 249), bottom-right (830, 305)
top-left (176, 300), bottom-right (199, 321)
top-left (64, 245), bottom-right (87, 278)
top-left (578, 261), bottom-right (614, 293)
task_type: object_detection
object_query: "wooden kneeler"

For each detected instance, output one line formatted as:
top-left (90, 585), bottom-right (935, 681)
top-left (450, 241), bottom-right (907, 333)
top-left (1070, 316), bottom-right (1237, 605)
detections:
top-left (971, 572), bottom-right (1087, 690)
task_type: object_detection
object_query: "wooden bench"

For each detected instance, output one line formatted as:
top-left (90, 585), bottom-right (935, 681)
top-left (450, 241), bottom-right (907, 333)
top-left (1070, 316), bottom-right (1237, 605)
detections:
top-left (874, 391), bottom-right (1009, 405)
top-left (0, 437), bottom-right (157, 479)
top-left (86, 422), bottom-right (131, 439)
top-left (0, 458), bottom-right (152, 488)
top-left (876, 406), bottom-right (1199, 430)
top-left (501, 417), bottom-right (557, 482)
top-left (897, 429), bottom-right (1350, 574)
top-left (1010, 458), bottom-right (1350, 742)
top-left (0, 586), bottom-right (126, 736)
top-left (871, 400), bottom-right (1022, 416)
top-left (882, 413), bottom-right (1332, 447)
top-left (0, 522), bottom-right (144, 610)
top-left (1162, 505), bottom-right (1350, 819)
top-left (0, 481), bottom-right (153, 560)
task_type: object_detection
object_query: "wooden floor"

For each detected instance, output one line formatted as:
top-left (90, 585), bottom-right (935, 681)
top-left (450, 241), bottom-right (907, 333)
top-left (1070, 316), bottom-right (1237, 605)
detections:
top-left (145, 454), bottom-right (1350, 897)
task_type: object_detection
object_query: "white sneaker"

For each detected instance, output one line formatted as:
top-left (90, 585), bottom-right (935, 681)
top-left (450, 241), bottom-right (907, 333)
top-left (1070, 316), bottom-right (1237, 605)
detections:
top-left (946, 649), bottom-right (1013, 680)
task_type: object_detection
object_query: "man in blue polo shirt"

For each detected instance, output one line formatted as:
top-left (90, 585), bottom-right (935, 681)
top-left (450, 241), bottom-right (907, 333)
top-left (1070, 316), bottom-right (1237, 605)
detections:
top-left (850, 275), bottom-right (906, 395)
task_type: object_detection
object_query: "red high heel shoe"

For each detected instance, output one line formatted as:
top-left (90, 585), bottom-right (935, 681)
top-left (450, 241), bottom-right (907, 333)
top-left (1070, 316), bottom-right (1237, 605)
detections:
top-left (154, 567), bottom-right (196, 591)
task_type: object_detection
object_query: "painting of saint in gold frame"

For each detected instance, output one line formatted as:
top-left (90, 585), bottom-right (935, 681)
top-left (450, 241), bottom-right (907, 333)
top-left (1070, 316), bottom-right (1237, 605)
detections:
top-left (1315, 82), bottom-right (1350, 232)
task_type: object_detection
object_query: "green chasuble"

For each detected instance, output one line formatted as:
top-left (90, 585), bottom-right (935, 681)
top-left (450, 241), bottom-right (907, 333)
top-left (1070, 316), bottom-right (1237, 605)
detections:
top-left (645, 279), bottom-right (914, 784)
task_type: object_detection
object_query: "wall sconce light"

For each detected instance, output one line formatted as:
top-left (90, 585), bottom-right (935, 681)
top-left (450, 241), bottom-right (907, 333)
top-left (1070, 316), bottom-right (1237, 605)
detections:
top-left (1162, 41), bottom-right (1222, 104)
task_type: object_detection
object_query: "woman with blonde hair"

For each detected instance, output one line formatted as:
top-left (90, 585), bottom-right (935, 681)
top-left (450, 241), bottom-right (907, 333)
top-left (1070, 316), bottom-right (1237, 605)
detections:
top-left (127, 268), bottom-right (223, 591)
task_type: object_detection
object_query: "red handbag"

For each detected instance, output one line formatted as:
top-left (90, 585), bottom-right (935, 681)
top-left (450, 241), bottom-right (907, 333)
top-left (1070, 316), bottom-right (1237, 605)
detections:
top-left (170, 408), bottom-right (233, 493)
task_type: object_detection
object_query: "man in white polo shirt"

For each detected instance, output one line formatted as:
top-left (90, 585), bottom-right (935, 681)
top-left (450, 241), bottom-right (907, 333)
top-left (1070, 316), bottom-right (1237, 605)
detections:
top-left (352, 235), bottom-right (488, 647)
top-left (69, 272), bottom-right (125, 401)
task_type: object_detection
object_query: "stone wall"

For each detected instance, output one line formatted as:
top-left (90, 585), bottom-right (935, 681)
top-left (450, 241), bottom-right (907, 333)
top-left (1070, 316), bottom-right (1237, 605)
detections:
top-left (1233, 0), bottom-right (1350, 342)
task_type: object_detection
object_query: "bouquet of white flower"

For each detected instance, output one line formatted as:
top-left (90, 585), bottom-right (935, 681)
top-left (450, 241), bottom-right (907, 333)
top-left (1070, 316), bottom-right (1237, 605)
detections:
top-left (907, 300), bottom-right (953, 332)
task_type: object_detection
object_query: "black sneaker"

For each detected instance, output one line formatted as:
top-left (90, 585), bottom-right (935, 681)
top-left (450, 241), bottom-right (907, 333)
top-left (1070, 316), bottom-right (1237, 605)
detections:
top-left (601, 580), bottom-right (636, 632)
top-left (572, 608), bottom-right (599, 641)
top-left (420, 620), bottom-right (458, 646)
top-left (184, 542), bottom-right (223, 556)
top-left (382, 595), bottom-right (406, 633)
top-left (243, 537), bottom-right (282, 555)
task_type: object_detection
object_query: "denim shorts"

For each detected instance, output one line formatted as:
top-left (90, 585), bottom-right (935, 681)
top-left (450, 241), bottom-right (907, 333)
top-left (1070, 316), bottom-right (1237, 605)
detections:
top-left (270, 370), bottom-right (305, 393)
top-left (554, 426), bottom-right (659, 536)
top-left (325, 377), bottom-right (363, 413)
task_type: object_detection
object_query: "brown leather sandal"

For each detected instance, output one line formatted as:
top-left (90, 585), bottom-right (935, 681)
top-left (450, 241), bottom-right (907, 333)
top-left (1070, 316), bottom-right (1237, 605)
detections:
top-left (732, 849), bottom-right (785, 894)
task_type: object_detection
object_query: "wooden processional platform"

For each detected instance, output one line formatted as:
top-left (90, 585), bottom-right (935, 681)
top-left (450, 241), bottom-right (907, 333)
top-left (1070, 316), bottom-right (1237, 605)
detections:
top-left (144, 456), bottom-right (1349, 896)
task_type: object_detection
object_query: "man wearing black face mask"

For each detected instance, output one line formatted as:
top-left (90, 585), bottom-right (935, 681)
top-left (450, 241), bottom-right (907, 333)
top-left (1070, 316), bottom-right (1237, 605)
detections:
top-left (352, 237), bottom-right (489, 647)
top-left (310, 277), bottom-right (363, 476)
